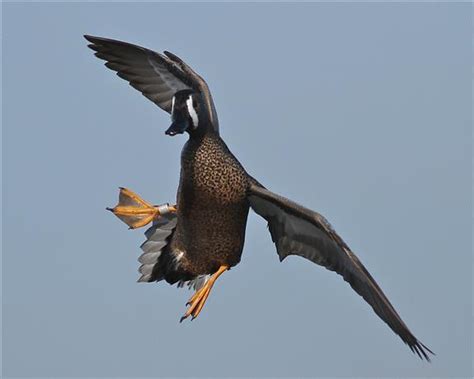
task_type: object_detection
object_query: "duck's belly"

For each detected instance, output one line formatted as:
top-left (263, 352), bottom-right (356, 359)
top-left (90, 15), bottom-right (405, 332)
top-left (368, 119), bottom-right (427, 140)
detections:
top-left (176, 199), bottom-right (249, 274)
top-left (170, 136), bottom-right (250, 275)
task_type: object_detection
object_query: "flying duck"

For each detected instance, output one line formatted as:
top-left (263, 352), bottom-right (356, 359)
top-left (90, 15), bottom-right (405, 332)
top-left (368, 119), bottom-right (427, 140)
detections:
top-left (84, 35), bottom-right (433, 360)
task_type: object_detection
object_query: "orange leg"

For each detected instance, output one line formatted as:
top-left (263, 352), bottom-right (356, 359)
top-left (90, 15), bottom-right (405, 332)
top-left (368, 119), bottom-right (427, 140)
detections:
top-left (107, 187), bottom-right (176, 229)
top-left (180, 265), bottom-right (229, 322)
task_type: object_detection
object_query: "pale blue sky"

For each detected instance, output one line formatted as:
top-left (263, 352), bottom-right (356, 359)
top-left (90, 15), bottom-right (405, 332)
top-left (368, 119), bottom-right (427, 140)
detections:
top-left (2, 2), bottom-right (472, 378)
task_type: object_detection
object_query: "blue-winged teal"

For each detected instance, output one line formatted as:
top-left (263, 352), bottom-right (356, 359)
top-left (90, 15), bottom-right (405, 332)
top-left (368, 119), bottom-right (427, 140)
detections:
top-left (85, 35), bottom-right (433, 360)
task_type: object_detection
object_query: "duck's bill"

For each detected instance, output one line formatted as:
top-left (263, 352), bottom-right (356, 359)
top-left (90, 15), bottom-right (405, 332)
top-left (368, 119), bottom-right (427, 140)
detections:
top-left (165, 119), bottom-right (189, 136)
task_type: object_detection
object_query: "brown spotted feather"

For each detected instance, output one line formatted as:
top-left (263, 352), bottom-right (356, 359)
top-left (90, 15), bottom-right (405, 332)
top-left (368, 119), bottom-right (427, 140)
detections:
top-left (167, 133), bottom-right (250, 278)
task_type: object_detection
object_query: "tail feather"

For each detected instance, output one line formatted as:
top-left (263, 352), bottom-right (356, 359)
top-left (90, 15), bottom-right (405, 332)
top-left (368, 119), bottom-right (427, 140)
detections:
top-left (177, 275), bottom-right (211, 291)
top-left (138, 213), bottom-right (177, 282)
top-left (137, 212), bottom-right (208, 290)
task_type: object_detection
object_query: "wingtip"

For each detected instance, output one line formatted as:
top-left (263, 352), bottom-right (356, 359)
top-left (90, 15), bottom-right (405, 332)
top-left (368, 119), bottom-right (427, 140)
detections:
top-left (83, 34), bottom-right (96, 43)
top-left (84, 34), bottom-right (116, 46)
top-left (410, 340), bottom-right (434, 362)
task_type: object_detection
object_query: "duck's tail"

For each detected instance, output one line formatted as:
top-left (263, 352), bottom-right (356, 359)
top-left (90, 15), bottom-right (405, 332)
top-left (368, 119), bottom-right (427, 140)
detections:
top-left (138, 213), bottom-right (210, 291)
top-left (138, 213), bottom-right (177, 282)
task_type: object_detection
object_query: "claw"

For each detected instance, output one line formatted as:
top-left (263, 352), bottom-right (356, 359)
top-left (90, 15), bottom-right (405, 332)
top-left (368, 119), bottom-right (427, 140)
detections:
top-left (180, 265), bottom-right (229, 322)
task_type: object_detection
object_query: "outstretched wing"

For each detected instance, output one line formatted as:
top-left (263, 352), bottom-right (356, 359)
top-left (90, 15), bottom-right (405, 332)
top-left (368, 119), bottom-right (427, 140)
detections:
top-left (84, 35), bottom-right (219, 130)
top-left (248, 183), bottom-right (433, 361)
top-left (85, 35), bottom-right (191, 113)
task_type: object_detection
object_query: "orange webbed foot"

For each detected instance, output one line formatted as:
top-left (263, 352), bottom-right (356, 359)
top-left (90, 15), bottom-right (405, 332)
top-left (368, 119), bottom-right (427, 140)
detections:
top-left (180, 265), bottom-right (229, 322)
top-left (107, 187), bottom-right (176, 229)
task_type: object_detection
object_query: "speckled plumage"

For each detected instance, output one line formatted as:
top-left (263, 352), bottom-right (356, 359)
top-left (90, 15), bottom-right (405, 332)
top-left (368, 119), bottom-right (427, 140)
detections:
top-left (165, 132), bottom-right (250, 283)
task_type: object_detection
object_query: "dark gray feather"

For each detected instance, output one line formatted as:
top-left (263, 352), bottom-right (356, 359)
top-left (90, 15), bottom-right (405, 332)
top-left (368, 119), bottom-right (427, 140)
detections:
top-left (248, 183), bottom-right (433, 361)
top-left (84, 35), bottom-right (219, 132)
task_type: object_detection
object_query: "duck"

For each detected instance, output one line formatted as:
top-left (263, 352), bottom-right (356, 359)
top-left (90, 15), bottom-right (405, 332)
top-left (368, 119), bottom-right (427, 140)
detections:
top-left (84, 35), bottom-right (433, 360)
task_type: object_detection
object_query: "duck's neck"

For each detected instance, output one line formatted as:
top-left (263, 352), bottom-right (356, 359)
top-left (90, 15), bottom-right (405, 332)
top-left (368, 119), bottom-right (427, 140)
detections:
top-left (188, 124), bottom-right (219, 141)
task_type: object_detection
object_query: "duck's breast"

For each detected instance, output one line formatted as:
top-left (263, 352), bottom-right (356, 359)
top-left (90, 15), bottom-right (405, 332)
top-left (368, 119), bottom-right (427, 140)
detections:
top-left (172, 135), bottom-right (250, 273)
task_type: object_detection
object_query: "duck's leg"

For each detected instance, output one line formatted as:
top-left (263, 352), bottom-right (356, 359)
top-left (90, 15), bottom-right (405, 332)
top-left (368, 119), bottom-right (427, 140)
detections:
top-left (180, 265), bottom-right (229, 322)
top-left (107, 187), bottom-right (177, 229)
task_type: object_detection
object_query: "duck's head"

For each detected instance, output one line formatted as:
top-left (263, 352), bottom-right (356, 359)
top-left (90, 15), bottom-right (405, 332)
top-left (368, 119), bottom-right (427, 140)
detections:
top-left (166, 89), bottom-right (206, 136)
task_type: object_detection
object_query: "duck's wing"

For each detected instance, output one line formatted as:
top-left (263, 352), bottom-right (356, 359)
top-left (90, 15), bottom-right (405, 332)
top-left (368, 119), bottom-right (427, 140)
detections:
top-left (247, 183), bottom-right (433, 361)
top-left (84, 35), bottom-right (219, 131)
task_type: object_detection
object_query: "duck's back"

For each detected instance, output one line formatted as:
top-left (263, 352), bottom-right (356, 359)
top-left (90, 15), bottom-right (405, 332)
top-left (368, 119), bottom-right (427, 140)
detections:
top-left (167, 134), bottom-right (250, 280)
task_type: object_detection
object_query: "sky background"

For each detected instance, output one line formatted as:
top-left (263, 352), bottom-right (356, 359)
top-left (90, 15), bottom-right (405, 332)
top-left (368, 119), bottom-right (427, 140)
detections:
top-left (2, 2), bottom-right (472, 378)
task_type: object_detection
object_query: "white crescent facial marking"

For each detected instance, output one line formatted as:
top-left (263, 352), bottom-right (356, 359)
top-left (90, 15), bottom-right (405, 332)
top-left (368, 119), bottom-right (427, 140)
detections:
top-left (186, 95), bottom-right (199, 128)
